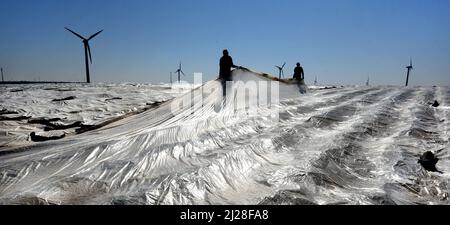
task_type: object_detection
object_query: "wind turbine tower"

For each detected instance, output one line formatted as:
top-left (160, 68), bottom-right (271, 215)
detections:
top-left (1, 67), bottom-right (3, 82)
top-left (174, 62), bottom-right (185, 83)
top-left (314, 76), bottom-right (318, 86)
top-left (275, 62), bottom-right (286, 79)
top-left (366, 77), bottom-right (370, 86)
top-left (65, 27), bottom-right (103, 83)
top-left (405, 59), bottom-right (413, 87)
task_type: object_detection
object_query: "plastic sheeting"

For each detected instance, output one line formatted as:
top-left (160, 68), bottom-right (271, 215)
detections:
top-left (0, 82), bottom-right (186, 148)
top-left (1, 69), bottom-right (450, 205)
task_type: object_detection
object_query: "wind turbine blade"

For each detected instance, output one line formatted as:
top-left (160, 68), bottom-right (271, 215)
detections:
top-left (88, 30), bottom-right (103, 41)
top-left (282, 62), bottom-right (286, 68)
top-left (87, 44), bottom-right (93, 64)
top-left (65, 27), bottom-right (86, 40)
top-left (181, 70), bottom-right (185, 76)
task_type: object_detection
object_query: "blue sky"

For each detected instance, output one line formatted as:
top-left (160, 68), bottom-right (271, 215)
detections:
top-left (0, 0), bottom-right (449, 85)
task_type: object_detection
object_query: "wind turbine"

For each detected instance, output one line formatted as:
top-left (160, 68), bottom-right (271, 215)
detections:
top-left (174, 62), bottom-right (185, 83)
top-left (1, 67), bottom-right (4, 82)
top-left (405, 58), bottom-right (413, 87)
top-left (275, 62), bottom-right (286, 79)
top-left (366, 76), bottom-right (370, 86)
top-left (314, 76), bottom-right (318, 86)
top-left (65, 27), bottom-right (103, 83)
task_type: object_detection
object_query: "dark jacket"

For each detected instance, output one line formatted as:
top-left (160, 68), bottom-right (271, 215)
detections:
top-left (219, 55), bottom-right (236, 80)
top-left (293, 66), bottom-right (304, 81)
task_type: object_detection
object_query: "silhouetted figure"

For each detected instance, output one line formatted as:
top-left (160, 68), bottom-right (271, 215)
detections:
top-left (293, 63), bottom-right (306, 93)
top-left (431, 100), bottom-right (440, 108)
top-left (418, 151), bottom-right (442, 173)
top-left (219, 49), bottom-right (238, 97)
top-left (293, 63), bottom-right (304, 81)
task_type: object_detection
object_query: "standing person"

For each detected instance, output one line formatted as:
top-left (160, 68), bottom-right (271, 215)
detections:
top-left (293, 63), bottom-right (306, 94)
top-left (219, 49), bottom-right (238, 97)
top-left (293, 62), bottom-right (304, 81)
